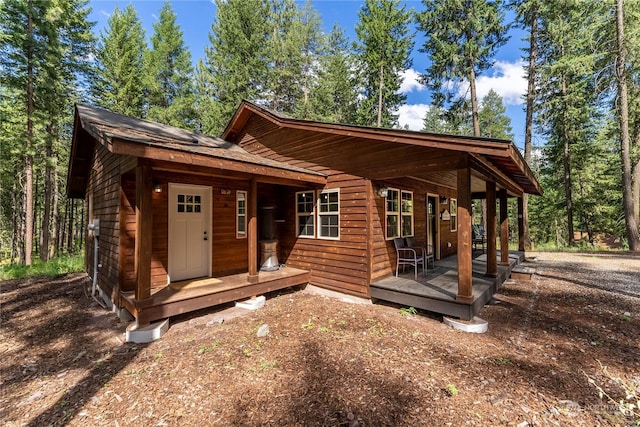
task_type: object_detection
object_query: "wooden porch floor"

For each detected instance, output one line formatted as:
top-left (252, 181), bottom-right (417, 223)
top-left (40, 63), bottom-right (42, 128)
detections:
top-left (370, 251), bottom-right (524, 320)
top-left (120, 267), bottom-right (310, 324)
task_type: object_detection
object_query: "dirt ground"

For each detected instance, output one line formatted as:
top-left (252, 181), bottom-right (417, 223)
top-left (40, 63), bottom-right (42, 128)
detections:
top-left (1, 252), bottom-right (639, 426)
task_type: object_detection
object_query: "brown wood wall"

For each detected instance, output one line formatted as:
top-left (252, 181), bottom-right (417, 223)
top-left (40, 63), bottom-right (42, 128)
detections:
top-left (120, 171), bottom-right (252, 291)
top-left (85, 141), bottom-right (136, 302)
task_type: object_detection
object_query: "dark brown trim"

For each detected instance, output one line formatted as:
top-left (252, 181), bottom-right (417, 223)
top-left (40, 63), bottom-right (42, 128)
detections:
top-left (135, 165), bottom-right (152, 302)
top-left (247, 178), bottom-right (258, 283)
top-left (456, 168), bottom-right (473, 303)
top-left (499, 190), bottom-right (510, 266)
top-left (486, 181), bottom-right (497, 278)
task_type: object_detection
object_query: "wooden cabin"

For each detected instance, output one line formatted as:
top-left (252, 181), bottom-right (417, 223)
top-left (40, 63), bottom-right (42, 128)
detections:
top-left (67, 101), bottom-right (542, 324)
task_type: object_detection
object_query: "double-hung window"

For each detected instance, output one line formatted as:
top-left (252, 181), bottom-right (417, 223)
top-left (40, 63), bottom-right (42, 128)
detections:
top-left (236, 191), bottom-right (247, 238)
top-left (401, 191), bottom-right (414, 237)
top-left (296, 191), bottom-right (315, 237)
top-left (318, 189), bottom-right (339, 239)
top-left (385, 188), bottom-right (400, 239)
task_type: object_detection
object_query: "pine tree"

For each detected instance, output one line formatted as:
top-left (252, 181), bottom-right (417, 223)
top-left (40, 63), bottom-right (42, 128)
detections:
top-left (144, 1), bottom-right (196, 130)
top-left (92, 4), bottom-right (146, 117)
top-left (354, 0), bottom-right (413, 128)
top-left (511, 0), bottom-right (541, 250)
top-left (613, 0), bottom-right (640, 250)
top-left (308, 24), bottom-right (358, 124)
top-left (293, 0), bottom-right (323, 119)
top-left (415, 0), bottom-right (508, 137)
top-left (264, 0), bottom-right (306, 113)
top-left (200, 0), bottom-right (269, 135)
top-left (478, 89), bottom-right (513, 140)
top-left (535, 1), bottom-right (600, 246)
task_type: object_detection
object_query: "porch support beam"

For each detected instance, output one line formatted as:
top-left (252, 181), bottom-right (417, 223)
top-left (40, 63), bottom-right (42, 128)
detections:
top-left (135, 165), bottom-right (152, 302)
top-left (499, 189), bottom-right (510, 265)
top-left (485, 181), bottom-right (498, 277)
top-left (518, 197), bottom-right (525, 252)
top-left (456, 167), bottom-right (474, 304)
top-left (247, 177), bottom-right (259, 283)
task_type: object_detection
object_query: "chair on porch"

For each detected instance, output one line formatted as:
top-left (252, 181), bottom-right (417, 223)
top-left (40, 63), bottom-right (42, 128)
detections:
top-left (394, 237), bottom-right (425, 280)
top-left (406, 237), bottom-right (435, 271)
top-left (472, 224), bottom-right (486, 253)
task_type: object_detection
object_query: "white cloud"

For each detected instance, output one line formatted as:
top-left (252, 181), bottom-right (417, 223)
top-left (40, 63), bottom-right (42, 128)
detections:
top-left (460, 60), bottom-right (527, 105)
top-left (100, 10), bottom-right (110, 18)
top-left (396, 103), bottom-right (430, 131)
top-left (398, 68), bottom-right (424, 95)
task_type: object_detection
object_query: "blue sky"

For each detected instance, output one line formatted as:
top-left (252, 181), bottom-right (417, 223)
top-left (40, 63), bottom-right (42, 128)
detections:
top-left (88, 0), bottom-right (531, 149)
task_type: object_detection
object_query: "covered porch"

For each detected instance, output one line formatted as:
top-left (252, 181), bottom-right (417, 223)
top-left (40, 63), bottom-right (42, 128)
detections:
top-left (371, 250), bottom-right (523, 320)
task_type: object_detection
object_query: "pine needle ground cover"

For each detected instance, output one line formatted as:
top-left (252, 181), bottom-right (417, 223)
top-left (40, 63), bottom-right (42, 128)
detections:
top-left (1, 252), bottom-right (638, 426)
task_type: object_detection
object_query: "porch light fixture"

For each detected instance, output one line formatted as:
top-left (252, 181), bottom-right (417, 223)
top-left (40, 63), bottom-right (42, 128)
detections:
top-left (377, 185), bottom-right (389, 198)
top-left (153, 183), bottom-right (162, 193)
top-left (439, 195), bottom-right (447, 204)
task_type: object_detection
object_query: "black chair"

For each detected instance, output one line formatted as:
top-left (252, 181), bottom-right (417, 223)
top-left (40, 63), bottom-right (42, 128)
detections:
top-left (472, 224), bottom-right (486, 253)
top-left (393, 237), bottom-right (425, 280)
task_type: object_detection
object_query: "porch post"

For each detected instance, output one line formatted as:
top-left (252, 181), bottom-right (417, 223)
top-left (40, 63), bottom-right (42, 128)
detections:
top-left (518, 197), bottom-right (525, 252)
top-left (247, 177), bottom-right (259, 283)
top-left (456, 168), bottom-right (473, 303)
top-left (485, 181), bottom-right (497, 277)
top-left (499, 190), bottom-right (510, 265)
top-left (135, 165), bottom-right (152, 301)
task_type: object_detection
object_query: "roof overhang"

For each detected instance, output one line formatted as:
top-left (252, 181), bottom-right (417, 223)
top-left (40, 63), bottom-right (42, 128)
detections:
top-left (223, 100), bottom-right (542, 196)
top-left (66, 104), bottom-right (326, 198)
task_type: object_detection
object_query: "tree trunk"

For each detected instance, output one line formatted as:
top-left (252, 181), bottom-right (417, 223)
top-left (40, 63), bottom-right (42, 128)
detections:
top-left (522, 1), bottom-right (538, 251)
top-left (51, 167), bottom-right (60, 259)
top-left (615, 0), bottom-right (640, 251)
top-left (561, 75), bottom-right (575, 245)
top-left (377, 64), bottom-right (383, 127)
top-left (24, 0), bottom-right (35, 265)
top-left (41, 122), bottom-right (54, 262)
top-left (68, 199), bottom-right (74, 254)
top-left (468, 60), bottom-right (480, 137)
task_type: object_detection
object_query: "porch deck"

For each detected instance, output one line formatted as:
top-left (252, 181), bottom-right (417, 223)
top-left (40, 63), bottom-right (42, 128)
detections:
top-left (370, 251), bottom-right (524, 320)
top-left (120, 267), bottom-right (310, 324)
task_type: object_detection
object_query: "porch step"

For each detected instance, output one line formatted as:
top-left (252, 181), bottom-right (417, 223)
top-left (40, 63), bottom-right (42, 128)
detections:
top-left (125, 319), bottom-right (170, 343)
top-left (511, 266), bottom-right (535, 281)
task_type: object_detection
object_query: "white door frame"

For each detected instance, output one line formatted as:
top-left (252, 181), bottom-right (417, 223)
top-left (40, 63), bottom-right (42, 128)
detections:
top-left (427, 193), bottom-right (440, 260)
top-left (168, 183), bottom-right (212, 282)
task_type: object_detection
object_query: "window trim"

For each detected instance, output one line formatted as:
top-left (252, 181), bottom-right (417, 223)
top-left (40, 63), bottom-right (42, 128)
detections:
top-left (450, 198), bottom-right (458, 232)
top-left (236, 190), bottom-right (247, 239)
top-left (385, 187), bottom-right (400, 240)
top-left (401, 190), bottom-right (414, 238)
top-left (295, 190), bottom-right (316, 239)
top-left (317, 188), bottom-right (340, 240)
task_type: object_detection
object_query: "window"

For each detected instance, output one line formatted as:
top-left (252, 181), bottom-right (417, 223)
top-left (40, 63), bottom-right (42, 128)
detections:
top-left (385, 188), bottom-right (400, 239)
top-left (450, 198), bottom-right (458, 232)
top-left (236, 191), bottom-right (247, 238)
top-left (401, 191), bottom-right (414, 237)
top-left (177, 194), bottom-right (201, 213)
top-left (318, 189), bottom-right (340, 239)
top-left (296, 191), bottom-right (315, 237)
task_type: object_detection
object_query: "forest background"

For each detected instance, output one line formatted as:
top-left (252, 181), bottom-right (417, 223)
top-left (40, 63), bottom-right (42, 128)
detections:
top-left (1, 0), bottom-right (639, 267)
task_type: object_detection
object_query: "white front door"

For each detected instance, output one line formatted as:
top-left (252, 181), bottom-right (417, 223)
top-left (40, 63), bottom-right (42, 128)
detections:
top-left (168, 184), bottom-right (211, 282)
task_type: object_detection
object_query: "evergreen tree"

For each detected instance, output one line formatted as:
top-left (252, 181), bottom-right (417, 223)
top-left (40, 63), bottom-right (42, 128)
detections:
top-left (354, 0), bottom-right (413, 128)
top-left (511, 0), bottom-right (541, 250)
top-left (92, 4), bottom-right (146, 117)
top-left (612, 0), bottom-right (640, 250)
top-left (421, 102), bottom-right (473, 135)
top-left (144, 1), bottom-right (196, 130)
top-left (535, 1), bottom-right (599, 246)
top-left (308, 24), bottom-right (358, 124)
top-left (200, 0), bottom-right (269, 135)
top-left (1, 0), bottom-right (95, 264)
top-left (478, 89), bottom-right (513, 140)
top-left (415, 0), bottom-right (508, 137)
top-left (264, 0), bottom-right (306, 113)
top-left (293, 0), bottom-right (323, 119)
